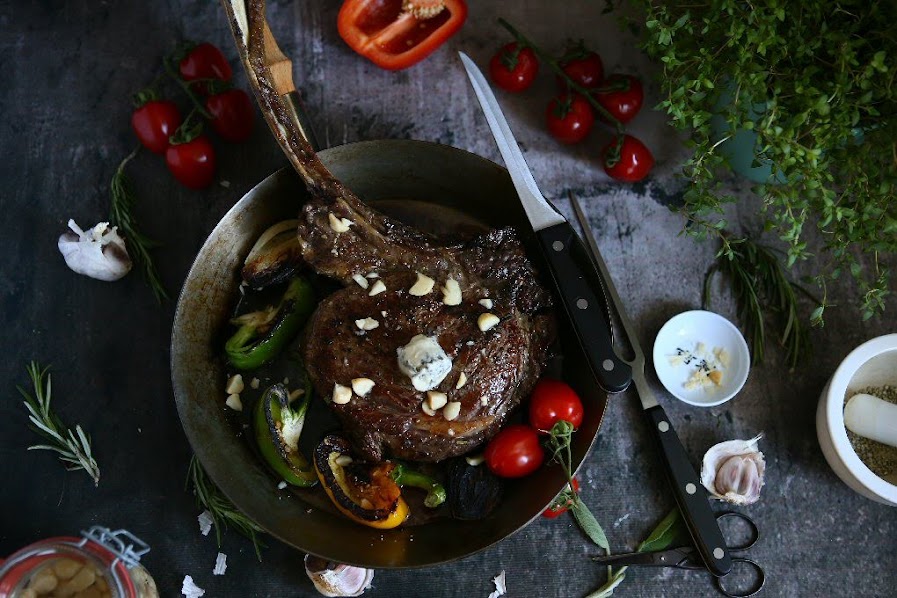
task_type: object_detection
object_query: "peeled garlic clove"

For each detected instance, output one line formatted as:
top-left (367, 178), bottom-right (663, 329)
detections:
top-left (700, 434), bottom-right (765, 505)
top-left (305, 555), bottom-right (373, 597)
top-left (58, 219), bottom-right (132, 281)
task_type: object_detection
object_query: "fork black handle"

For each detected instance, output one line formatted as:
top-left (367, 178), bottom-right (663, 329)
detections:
top-left (536, 222), bottom-right (632, 393)
top-left (645, 404), bottom-right (733, 577)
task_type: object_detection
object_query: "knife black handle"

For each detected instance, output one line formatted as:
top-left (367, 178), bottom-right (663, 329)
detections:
top-left (537, 222), bottom-right (631, 393)
top-left (645, 404), bottom-right (732, 577)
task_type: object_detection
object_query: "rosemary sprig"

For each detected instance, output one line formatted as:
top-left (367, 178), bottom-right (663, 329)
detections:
top-left (108, 149), bottom-right (169, 301)
top-left (703, 233), bottom-right (812, 369)
top-left (546, 421), bottom-right (610, 551)
top-left (187, 455), bottom-right (265, 560)
top-left (17, 361), bottom-right (101, 486)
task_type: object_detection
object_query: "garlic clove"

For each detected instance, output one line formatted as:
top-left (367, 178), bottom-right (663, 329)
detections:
top-left (58, 219), bottom-right (132, 281)
top-left (305, 555), bottom-right (373, 597)
top-left (700, 434), bottom-right (765, 505)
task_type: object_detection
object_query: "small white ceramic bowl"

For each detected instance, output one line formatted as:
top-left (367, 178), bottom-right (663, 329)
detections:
top-left (652, 310), bottom-right (751, 407)
top-left (816, 334), bottom-right (897, 506)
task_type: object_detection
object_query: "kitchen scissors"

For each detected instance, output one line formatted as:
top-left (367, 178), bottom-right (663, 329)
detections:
top-left (591, 511), bottom-right (766, 598)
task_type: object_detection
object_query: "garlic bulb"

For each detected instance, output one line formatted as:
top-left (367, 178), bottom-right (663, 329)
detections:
top-left (700, 434), bottom-right (765, 505)
top-left (305, 555), bottom-right (373, 597)
top-left (58, 219), bottom-right (132, 281)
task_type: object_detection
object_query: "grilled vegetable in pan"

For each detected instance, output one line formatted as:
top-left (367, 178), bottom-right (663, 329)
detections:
top-left (254, 383), bottom-right (317, 487)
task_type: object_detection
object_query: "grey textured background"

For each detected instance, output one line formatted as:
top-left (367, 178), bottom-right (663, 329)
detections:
top-left (1, 1), bottom-right (896, 597)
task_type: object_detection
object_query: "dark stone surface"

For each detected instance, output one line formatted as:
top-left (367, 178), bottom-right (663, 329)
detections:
top-left (1, 1), bottom-right (895, 597)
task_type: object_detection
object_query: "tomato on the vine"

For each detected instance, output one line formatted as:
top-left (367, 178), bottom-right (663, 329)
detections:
top-left (489, 43), bottom-right (539, 93)
top-left (484, 424), bottom-right (544, 478)
top-left (165, 135), bottom-right (216, 189)
top-left (557, 49), bottom-right (604, 90)
top-left (593, 74), bottom-right (644, 124)
top-left (546, 94), bottom-right (595, 144)
top-left (542, 477), bottom-right (581, 518)
top-left (179, 42), bottom-right (233, 93)
top-left (602, 134), bottom-right (654, 183)
top-left (206, 88), bottom-right (255, 142)
top-left (131, 100), bottom-right (182, 154)
top-left (528, 378), bottom-right (585, 433)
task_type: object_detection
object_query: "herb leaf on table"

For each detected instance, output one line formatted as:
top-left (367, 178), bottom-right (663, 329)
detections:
top-left (586, 509), bottom-right (685, 598)
top-left (17, 361), bottom-right (101, 486)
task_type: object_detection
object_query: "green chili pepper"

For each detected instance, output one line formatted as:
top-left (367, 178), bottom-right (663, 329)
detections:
top-left (390, 463), bottom-right (446, 508)
top-left (225, 277), bottom-right (316, 371)
top-left (254, 382), bottom-right (317, 487)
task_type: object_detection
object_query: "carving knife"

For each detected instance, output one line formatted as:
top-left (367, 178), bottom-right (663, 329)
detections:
top-left (459, 51), bottom-right (631, 394)
top-left (569, 194), bottom-right (733, 578)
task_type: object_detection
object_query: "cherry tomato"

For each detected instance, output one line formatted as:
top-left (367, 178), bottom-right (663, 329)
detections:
top-left (179, 42), bottom-right (233, 93)
top-left (489, 43), bottom-right (539, 93)
top-left (205, 89), bottom-right (255, 142)
top-left (546, 94), bottom-right (595, 145)
top-left (542, 477), bottom-right (581, 518)
top-left (484, 424), bottom-right (544, 478)
top-left (528, 378), bottom-right (585, 433)
top-left (593, 74), bottom-right (644, 124)
top-left (557, 50), bottom-right (604, 90)
top-left (602, 134), bottom-right (654, 183)
top-left (131, 100), bottom-right (182, 154)
top-left (165, 135), bottom-right (216, 189)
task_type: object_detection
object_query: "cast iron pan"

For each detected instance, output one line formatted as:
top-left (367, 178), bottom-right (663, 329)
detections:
top-left (169, 1), bottom-right (609, 568)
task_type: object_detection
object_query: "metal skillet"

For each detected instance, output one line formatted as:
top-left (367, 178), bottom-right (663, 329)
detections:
top-left (170, 0), bottom-right (612, 568)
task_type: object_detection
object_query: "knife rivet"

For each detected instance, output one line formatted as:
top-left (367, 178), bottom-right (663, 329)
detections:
top-left (576, 298), bottom-right (588, 309)
top-left (686, 483), bottom-right (697, 495)
top-left (658, 421), bottom-right (669, 432)
top-left (602, 359), bottom-right (614, 371)
top-left (713, 548), bottom-right (725, 560)
top-left (552, 240), bottom-right (564, 251)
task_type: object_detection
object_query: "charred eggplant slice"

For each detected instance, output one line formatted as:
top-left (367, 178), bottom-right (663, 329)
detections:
top-left (446, 458), bottom-right (504, 520)
top-left (254, 383), bottom-right (317, 487)
top-left (314, 435), bottom-right (410, 529)
top-left (242, 219), bottom-right (305, 288)
top-left (225, 276), bottom-right (316, 370)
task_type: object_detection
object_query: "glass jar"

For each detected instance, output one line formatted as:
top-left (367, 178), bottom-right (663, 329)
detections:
top-left (0, 527), bottom-right (157, 598)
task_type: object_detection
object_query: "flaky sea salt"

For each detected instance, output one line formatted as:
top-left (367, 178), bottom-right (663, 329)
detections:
top-left (181, 575), bottom-right (205, 597)
top-left (277, 481), bottom-right (288, 490)
top-left (213, 552), bottom-right (227, 576)
top-left (197, 510), bottom-right (213, 537)
top-left (487, 570), bottom-right (506, 598)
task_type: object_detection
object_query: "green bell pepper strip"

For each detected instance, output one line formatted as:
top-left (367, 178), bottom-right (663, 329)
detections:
top-left (254, 383), bottom-right (317, 487)
top-left (390, 463), bottom-right (446, 508)
top-left (225, 276), bottom-right (316, 371)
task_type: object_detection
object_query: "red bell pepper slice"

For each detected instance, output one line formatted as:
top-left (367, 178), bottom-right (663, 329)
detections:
top-left (337, 0), bottom-right (468, 70)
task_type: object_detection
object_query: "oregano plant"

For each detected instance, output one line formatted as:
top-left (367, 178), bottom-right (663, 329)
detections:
top-left (630, 0), bottom-right (896, 324)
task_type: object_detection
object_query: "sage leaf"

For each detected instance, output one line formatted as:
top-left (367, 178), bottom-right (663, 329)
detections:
top-left (637, 509), bottom-right (685, 552)
top-left (570, 497), bottom-right (609, 552)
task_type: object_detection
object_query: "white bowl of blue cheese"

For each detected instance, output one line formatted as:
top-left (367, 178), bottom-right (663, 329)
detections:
top-left (652, 310), bottom-right (751, 407)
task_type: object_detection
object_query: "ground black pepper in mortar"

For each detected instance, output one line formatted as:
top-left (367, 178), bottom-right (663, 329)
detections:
top-left (845, 385), bottom-right (897, 479)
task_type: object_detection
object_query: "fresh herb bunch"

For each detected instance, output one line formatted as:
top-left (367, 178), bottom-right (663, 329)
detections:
top-left (17, 361), bottom-right (101, 486)
top-left (633, 0), bottom-right (897, 322)
top-left (187, 455), bottom-right (265, 560)
top-left (705, 234), bottom-right (812, 368)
